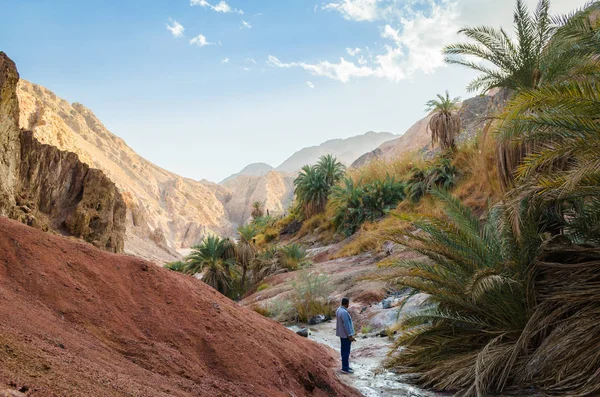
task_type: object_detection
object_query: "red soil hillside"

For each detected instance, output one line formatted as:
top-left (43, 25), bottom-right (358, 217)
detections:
top-left (0, 217), bottom-right (360, 397)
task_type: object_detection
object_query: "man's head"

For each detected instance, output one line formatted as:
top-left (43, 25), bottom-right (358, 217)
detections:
top-left (341, 297), bottom-right (350, 308)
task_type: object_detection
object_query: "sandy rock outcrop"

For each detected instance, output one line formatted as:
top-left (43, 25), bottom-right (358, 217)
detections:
top-left (222, 171), bottom-right (295, 226)
top-left (0, 52), bottom-right (126, 253)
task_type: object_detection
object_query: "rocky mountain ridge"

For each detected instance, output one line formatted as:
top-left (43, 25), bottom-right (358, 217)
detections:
top-left (8, 63), bottom-right (396, 262)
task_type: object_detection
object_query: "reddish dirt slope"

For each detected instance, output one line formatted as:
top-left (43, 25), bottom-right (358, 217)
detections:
top-left (0, 217), bottom-right (360, 397)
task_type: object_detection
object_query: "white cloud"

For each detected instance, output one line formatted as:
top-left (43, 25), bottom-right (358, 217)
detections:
top-left (306, 81), bottom-right (315, 89)
top-left (222, 57), bottom-right (230, 64)
top-left (189, 34), bottom-right (214, 47)
top-left (191, 0), bottom-right (243, 14)
top-left (246, 58), bottom-right (257, 64)
top-left (346, 47), bottom-right (361, 56)
top-left (268, 55), bottom-right (374, 83)
top-left (271, 1), bottom-right (461, 83)
top-left (322, 0), bottom-right (388, 22)
top-left (240, 20), bottom-right (252, 29)
top-left (166, 19), bottom-right (185, 38)
top-left (243, 67), bottom-right (252, 71)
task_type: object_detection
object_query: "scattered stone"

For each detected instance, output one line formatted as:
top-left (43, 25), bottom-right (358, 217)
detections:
top-left (382, 298), bottom-right (393, 309)
top-left (296, 328), bottom-right (309, 337)
top-left (140, 263), bottom-right (149, 272)
top-left (308, 314), bottom-right (326, 325)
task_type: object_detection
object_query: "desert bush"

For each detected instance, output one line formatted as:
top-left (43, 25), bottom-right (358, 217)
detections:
top-left (289, 271), bottom-right (334, 323)
top-left (256, 283), bottom-right (270, 292)
top-left (164, 261), bottom-right (186, 272)
top-left (251, 305), bottom-right (271, 317)
top-left (279, 243), bottom-right (310, 270)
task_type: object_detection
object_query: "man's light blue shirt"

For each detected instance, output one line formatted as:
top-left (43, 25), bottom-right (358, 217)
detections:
top-left (335, 306), bottom-right (355, 338)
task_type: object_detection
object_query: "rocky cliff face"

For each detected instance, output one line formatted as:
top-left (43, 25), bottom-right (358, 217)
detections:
top-left (17, 79), bottom-right (237, 262)
top-left (0, 52), bottom-right (126, 253)
top-left (0, 53), bottom-right (20, 217)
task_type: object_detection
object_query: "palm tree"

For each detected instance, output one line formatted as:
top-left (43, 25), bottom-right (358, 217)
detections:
top-left (279, 243), bottom-right (310, 270)
top-left (425, 91), bottom-right (461, 151)
top-left (387, 190), bottom-right (541, 395)
top-left (236, 224), bottom-right (258, 288)
top-left (315, 154), bottom-right (346, 187)
top-left (185, 236), bottom-right (235, 294)
top-left (444, 0), bottom-right (599, 189)
top-left (498, 78), bottom-right (600, 242)
top-left (329, 177), bottom-right (365, 236)
top-left (444, 0), bottom-right (570, 93)
top-left (251, 246), bottom-right (283, 282)
top-left (250, 201), bottom-right (264, 220)
top-left (293, 165), bottom-right (330, 219)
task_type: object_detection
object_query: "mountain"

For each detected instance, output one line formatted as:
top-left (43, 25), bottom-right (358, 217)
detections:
top-left (16, 79), bottom-right (236, 263)
top-left (221, 171), bottom-right (295, 226)
top-left (220, 162), bottom-right (273, 184)
top-left (275, 131), bottom-right (397, 173)
top-left (0, 216), bottom-right (359, 397)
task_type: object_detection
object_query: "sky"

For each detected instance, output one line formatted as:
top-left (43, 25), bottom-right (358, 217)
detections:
top-left (0, 0), bottom-right (589, 182)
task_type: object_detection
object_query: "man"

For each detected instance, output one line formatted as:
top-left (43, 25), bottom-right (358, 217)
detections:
top-left (335, 297), bottom-right (355, 374)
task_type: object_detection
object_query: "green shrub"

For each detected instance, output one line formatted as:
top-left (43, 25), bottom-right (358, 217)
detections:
top-left (257, 283), bottom-right (270, 291)
top-left (406, 158), bottom-right (458, 203)
top-left (329, 174), bottom-right (406, 236)
top-left (289, 271), bottom-right (334, 323)
top-left (164, 261), bottom-right (186, 272)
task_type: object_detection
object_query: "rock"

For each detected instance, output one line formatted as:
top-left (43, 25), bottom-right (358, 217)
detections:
top-left (382, 298), bottom-right (394, 309)
top-left (0, 52), bottom-right (21, 218)
top-left (296, 328), bottom-right (309, 337)
top-left (0, 53), bottom-right (127, 253)
top-left (308, 314), bottom-right (326, 325)
top-left (280, 219), bottom-right (302, 236)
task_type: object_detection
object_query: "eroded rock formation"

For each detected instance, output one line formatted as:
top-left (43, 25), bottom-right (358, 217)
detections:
top-left (0, 52), bottom-right (126, 253)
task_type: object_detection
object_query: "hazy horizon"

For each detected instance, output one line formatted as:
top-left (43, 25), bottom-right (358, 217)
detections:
top-left (0, 0), bottom-right (588, 181)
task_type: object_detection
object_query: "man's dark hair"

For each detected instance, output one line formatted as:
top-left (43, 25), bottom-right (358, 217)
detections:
top-left (341, 297), bottom-right (350, 306)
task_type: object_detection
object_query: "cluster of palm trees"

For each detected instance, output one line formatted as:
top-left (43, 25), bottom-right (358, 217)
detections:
top-left (166, 222), bottom-right (309, 298)
top-left (293, 154), bottom-right (346, 219)
top-left (388, 1), bottom-right (600, 395)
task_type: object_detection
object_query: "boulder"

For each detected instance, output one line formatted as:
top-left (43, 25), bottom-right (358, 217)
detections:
top-left (296, 328), bottom-right (309, 337)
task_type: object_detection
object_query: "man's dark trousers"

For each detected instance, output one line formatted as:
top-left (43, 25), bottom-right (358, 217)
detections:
top-left (340, 337), bottom-right (351, 371)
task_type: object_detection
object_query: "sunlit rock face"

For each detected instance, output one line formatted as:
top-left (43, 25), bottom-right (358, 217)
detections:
top-left (0, 52), bottom-right (126, 253)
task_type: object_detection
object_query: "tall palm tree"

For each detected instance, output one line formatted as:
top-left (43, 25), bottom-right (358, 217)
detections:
top-left (250, 201), bottom-right (264, 219)
top-left (445, 0), bottom-right (598, 190)
top-left (425, 91), bottom-right (461, 151)
top-left (185, 236), bottom-right (235, 294)
top-left (315, 154), bottom-right (346, 187)
top-left (293, 165), bottom-right (330, 219)
top-left (236, 224), bottom-right (258, 288)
